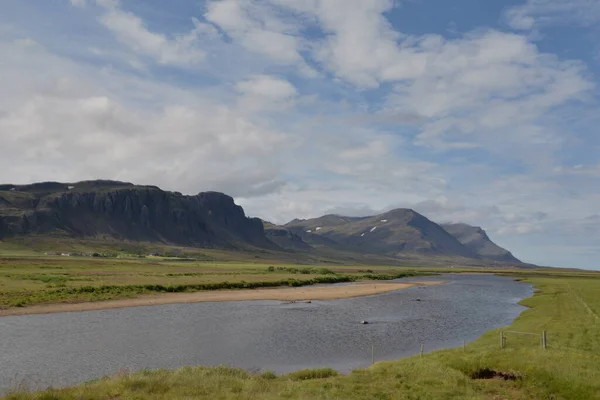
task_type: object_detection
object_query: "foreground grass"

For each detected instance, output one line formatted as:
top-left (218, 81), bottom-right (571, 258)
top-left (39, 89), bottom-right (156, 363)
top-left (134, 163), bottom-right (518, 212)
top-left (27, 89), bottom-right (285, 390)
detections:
top-left (5, 271), bottom-right (600, 399)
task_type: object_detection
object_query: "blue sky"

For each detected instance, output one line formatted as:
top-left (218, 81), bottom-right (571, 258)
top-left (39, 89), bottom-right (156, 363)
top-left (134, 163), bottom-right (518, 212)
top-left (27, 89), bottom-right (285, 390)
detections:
top-left (1, 0), bottom-right (599, 269)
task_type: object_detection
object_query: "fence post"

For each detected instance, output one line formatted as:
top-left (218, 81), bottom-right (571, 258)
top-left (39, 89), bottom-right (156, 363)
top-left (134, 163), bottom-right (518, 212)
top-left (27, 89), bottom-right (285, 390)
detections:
top-left (500, 331), bottom-right (504, 349)
top-left (371, 345), bottom-right (375, 364)
top-left (542, 330), bottom-right (547, 349)
top-left (540, 332), bottom-right (543, 348)
top-left (420, 344), bottom-right (424, 358)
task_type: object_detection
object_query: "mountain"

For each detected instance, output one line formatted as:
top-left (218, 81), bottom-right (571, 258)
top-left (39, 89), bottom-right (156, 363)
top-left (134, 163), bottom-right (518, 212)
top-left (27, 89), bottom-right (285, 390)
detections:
top-left (262, 221), bottom-right (312, 251)
top-left (0, 180), bottom-right (273, 249)
top-left (285, 209), bottom-right (476, 259)
top-left (0, 180), bottom-right (525, 266)
top-left (441, 223), bottom-right (521, 263)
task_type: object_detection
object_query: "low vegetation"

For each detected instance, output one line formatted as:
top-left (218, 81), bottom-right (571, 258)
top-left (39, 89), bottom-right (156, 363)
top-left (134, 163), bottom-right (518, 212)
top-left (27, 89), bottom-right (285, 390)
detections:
top-left (2, 272), bottom-right (418, 308)
top-left (4, 269), bottom-right (600, 399)
top-left (266, 266), bottom-right (336, 275)
top-left (0, 249), bottom-right (423, 309)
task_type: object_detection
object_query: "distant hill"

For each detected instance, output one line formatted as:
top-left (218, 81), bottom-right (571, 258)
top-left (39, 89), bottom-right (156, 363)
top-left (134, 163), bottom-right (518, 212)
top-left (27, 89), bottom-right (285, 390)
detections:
top-left (0, 180), bottom-right (273, 250)
top-left (441, 223), bottom-right (521, 263)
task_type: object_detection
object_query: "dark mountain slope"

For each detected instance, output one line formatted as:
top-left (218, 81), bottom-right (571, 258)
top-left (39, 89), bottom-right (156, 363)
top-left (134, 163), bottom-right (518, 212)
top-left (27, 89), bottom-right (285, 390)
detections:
top-left (285, 209), bottom-right (476, 258)
top-left (0, 181), bottom-right (273, 249)
top-left (262, 221), bottom-right (312, 250)
top-left (441, 223), bottom-right (521, 263)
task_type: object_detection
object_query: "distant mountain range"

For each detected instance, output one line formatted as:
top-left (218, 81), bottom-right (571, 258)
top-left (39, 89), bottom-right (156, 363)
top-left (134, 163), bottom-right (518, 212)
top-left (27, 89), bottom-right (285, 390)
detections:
top-left (267, 209), bottom-right (520, 264)
top-left (0, 180), bottom-right (522, 266)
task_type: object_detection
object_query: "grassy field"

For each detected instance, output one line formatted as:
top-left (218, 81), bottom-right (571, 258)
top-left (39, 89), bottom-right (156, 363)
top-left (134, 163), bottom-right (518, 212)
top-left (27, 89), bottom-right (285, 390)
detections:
top-left (0, 248), bottom-right (426, 309)
top-left (4, 238), bottom-right (593, 312)
top-left (4, 270), bottom-right (600, 399)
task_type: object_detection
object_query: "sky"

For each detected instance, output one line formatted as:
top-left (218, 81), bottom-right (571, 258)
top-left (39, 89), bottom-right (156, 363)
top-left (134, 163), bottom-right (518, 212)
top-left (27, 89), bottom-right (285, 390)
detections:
top-left (0, 0), bottom-right (599, 269)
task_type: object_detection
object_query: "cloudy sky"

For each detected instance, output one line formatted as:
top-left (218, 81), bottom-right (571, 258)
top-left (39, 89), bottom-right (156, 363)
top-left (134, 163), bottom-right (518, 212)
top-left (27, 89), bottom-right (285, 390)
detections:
top-left (1, 0), bottom-right (599, 269)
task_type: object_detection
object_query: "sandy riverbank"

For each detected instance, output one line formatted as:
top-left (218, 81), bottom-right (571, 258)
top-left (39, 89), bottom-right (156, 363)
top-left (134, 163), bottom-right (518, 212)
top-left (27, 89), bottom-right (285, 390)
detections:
top-left (0, 281), bottom-right (443, 317)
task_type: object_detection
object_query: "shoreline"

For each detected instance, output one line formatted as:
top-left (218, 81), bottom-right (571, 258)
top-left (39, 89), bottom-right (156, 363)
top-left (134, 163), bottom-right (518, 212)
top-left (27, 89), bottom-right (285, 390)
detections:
top-left (7, 275), bottom-right (583, 400)
top-left (0, 280), bottom-right (444, 317)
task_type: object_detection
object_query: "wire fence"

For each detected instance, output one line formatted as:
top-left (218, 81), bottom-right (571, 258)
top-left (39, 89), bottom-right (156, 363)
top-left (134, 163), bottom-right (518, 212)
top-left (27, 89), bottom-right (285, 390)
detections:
top-left (501, 329), bottom-right (547, 349)
top-left (367, 329), bottom-right (600, 365)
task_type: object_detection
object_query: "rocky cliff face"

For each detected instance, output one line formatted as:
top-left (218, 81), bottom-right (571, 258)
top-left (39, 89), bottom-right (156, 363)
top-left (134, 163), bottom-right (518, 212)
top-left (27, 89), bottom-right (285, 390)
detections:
top-left (0, 181), bottom-right (272, 249)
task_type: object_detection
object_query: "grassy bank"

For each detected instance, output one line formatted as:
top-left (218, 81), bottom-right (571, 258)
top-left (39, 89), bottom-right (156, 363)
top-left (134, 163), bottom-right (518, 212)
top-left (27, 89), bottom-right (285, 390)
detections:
top-left (0, 254), bottom-right (425, 309)
top-left (2, 272), bottom-right (417, 308)
top-left (4, 271), bottom-right (600, 399)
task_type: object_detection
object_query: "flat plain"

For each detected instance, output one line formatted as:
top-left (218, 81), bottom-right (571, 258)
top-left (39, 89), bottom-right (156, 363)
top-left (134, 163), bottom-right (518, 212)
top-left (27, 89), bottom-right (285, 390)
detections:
top-left (0, 240), bottom-right (431, 312)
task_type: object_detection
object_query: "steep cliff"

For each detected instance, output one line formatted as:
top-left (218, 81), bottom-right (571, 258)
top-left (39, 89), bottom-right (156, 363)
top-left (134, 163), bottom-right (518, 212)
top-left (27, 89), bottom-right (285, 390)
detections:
top-left (0, 181), bottom-right (273, 249)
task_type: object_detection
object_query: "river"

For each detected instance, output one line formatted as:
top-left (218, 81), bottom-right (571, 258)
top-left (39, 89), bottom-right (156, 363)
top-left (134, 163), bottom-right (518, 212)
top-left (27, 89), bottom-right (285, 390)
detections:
top-left (0, 273), bottom-right (532, 392)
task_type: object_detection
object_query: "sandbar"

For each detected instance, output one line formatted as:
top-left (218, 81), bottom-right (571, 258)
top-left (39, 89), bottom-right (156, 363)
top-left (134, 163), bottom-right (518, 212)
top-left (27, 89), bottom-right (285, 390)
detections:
top-left (0, 280), bottom-right (443, 317)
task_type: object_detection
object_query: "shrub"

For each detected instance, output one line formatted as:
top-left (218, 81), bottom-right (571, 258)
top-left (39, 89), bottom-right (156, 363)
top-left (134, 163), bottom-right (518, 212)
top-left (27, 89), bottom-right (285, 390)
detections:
top-left (317, 268), bottom-right (335, 275)
top-left (260, 370), bottom-right (277, 380)
top-left (287, 368), bottom-right (338, 381)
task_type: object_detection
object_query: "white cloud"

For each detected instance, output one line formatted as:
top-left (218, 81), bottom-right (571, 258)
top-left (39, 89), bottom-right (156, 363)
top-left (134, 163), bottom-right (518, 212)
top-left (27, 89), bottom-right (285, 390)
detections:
top-left (236, 75), bottom-right (296, 100)
top-left (411, 197), bottom-right (502, 225)
top-left (254, 1), bottom-right (593, 157)
top-left (97, 0), bottom-right (209, 67)
top-left (313, 132), bottom-right (444, 195)
top-left (13, 38), bottom-right (37, 47)
top-left (337, 139), bottom-right (388, 161)
top-left (553, 164), bottom-right (600, 176)
top-left (268, 0), bottom-right (411, 87)
top-left (70, 0), bottom-right (87, 7)
top-left (497, 223), bottom-right (543, 235)
top-left (240, 30), bottom-right (302, 64)
top-left (235, 75), bottom-right (297, 111)
top-left (204, 0), bottom-right (315, 75)
top-left (0, 38), bottom-right (289, 197)
top-left (505, 0), bottom-right (600, 30)
top-left (384, 31), bottom-right (592, 152)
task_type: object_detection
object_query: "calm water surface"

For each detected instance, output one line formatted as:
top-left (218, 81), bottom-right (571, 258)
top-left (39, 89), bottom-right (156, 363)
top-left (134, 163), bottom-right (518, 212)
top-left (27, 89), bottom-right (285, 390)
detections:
top-left (0, 274), bottom-right (532, 392)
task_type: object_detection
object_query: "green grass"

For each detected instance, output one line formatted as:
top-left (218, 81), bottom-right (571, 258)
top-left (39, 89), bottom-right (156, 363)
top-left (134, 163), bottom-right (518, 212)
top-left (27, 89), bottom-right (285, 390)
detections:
top-left (0, 272), bottom-right (417, 308)
top-left (5, 270), bottom-right (600, 399)
top-left (0, 252), bottom-right (425, 309)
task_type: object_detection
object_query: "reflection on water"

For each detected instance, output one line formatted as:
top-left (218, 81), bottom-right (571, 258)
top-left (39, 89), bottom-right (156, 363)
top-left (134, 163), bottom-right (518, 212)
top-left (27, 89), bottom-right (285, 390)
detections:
top-left (0, 274), bottom-right (532, 391)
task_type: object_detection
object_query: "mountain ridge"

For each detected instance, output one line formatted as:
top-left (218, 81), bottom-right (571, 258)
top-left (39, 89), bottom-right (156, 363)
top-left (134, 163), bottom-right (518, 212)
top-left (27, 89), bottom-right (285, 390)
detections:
top-left (0, 180), bottom-right (272, 250)
top-left (282, 208), bottom-right (521, 263)
top-left (284, 208), bottom-right (476, 258)
top-left (1, 180), bottom-right (522, 265)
